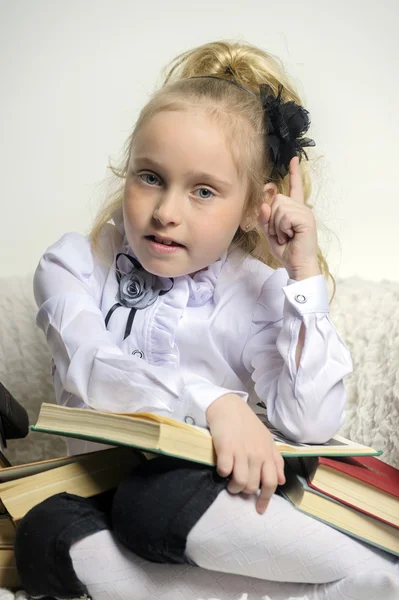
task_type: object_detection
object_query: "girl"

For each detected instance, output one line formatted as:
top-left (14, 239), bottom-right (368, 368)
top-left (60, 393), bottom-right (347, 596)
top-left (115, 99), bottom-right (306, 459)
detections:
top-left (14, 41), bottom-right (399, 600)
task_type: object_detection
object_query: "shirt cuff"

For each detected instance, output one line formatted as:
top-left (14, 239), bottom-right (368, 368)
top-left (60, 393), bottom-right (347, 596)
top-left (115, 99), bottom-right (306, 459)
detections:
top-left (177, 381), bottom-right (248, 429)
top-left (283, 274), bottom-right (329, 315)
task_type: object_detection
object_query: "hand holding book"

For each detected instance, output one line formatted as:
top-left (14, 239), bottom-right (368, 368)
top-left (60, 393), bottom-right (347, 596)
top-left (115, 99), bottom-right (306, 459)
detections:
top-left (206, 393), bottom-right (286, 514)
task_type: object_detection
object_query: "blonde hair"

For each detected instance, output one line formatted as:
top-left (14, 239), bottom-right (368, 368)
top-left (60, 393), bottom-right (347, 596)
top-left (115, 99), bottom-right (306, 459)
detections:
top-left (90, 40), bottom-right (333, 291)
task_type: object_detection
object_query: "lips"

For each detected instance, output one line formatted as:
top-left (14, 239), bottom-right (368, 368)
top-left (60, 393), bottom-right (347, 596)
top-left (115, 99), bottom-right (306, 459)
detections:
top-left (145, 235), bottom-right (184, 247)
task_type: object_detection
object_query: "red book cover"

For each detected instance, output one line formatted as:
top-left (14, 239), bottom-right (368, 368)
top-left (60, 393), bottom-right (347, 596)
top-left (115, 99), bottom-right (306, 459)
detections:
top-left (301, 455), bottom-right (399, 528)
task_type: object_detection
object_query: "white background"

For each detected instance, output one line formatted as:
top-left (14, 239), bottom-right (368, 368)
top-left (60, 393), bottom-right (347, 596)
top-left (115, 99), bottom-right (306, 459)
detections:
top-left (1, 0), bottom-right (398, 281)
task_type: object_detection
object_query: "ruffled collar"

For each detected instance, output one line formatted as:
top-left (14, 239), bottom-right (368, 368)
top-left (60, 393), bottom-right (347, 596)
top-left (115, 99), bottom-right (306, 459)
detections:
top-left (186, 253), bottom-right (226, 306)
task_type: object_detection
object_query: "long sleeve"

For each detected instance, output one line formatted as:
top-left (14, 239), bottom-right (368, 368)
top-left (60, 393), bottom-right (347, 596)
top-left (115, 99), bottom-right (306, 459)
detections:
top-left (242, 270), bottom-right (353, 444)
top-left (34, 233), bottom-right (246, 428)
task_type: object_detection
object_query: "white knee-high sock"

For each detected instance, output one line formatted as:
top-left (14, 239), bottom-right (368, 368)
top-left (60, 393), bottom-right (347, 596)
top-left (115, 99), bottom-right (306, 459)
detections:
top-left (185, 491), bottom-right (399, 590)
top-left (70, 529), bottom-right (399, 600)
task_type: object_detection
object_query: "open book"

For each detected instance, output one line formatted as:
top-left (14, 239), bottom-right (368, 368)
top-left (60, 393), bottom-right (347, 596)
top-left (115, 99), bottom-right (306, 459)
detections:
top-left (31, 403), bottom-right (381, 466)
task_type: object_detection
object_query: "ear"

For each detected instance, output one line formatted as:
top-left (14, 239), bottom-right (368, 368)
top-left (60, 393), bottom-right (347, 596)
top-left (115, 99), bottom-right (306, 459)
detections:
top-left (239, 182), bottom-right (278, 230)
top-left (262, 182), bottom-right (278, 207)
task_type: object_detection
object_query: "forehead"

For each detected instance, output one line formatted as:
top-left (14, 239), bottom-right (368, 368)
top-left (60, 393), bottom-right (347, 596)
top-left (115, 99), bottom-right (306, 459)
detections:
top-left (131, 109), bottom-right (241, 180)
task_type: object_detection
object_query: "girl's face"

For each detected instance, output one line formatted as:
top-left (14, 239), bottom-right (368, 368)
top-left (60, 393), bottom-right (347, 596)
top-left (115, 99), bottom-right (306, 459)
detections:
top-left (123, 109), bottom-right (249, 278)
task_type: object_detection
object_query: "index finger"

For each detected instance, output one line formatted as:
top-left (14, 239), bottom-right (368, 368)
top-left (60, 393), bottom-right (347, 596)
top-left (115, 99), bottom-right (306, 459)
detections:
top-left (289, 156), bottom-right (304, 204)
top-left (256, 462), bottom-right (278, 514)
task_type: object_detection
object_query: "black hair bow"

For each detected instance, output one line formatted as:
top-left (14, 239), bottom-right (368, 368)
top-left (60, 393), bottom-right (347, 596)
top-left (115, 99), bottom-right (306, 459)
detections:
top-left (260, 84), bottom-right (315, 179)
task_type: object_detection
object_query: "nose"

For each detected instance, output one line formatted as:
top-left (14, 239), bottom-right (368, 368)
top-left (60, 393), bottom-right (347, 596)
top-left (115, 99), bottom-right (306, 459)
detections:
top-left (152, 188), bottom-right (183, 227)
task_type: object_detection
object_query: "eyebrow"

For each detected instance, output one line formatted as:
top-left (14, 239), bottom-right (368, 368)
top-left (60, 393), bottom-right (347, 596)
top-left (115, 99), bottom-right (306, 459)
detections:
top-left (133, 157), bottom-right (232, 190)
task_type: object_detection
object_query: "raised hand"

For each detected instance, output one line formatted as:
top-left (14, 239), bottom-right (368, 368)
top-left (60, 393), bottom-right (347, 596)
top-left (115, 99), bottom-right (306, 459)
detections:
top-left (258, 157), bottom-right (321, 281)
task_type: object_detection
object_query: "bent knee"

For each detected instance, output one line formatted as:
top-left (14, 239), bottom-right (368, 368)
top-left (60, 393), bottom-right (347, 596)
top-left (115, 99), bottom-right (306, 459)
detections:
top-left (15, 492), bottom-right (109, 563)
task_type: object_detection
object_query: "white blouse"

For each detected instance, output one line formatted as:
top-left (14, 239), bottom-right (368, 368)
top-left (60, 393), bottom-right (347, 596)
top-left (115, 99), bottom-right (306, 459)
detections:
top-left (34, 222), bottom-right (353, 456)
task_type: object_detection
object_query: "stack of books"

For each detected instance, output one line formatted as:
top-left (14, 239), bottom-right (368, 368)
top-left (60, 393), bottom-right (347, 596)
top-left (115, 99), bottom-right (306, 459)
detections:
top-left (0, 402), bottom-right (397, 588)
top-left (280, 454), bottom-right (399, 557)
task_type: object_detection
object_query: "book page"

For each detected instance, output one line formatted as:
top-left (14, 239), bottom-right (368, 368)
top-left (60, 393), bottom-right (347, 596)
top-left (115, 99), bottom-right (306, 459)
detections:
top-left (118, 411), bottom-right (211, 435)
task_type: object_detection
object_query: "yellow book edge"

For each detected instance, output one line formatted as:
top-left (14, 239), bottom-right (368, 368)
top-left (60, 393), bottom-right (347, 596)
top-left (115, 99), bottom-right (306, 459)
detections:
top-left (311, 467), bottom-right (399, 527)
top-left (0, 447), bottom-right (140, 522)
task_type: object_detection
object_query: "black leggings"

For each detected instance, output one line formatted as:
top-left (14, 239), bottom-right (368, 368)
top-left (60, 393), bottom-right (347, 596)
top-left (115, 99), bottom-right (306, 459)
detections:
top-left (15, 455), bottom-right (228, 599)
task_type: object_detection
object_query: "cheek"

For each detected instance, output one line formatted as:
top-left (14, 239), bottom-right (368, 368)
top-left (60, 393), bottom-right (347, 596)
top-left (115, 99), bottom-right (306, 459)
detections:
top-left (123, 187), bottom-right (145, 224)
top-left (123, 202), bottom-right (141, 244)
top-left (198, 208), bottom-right (241, 248)
top-left (212, 202), bottom-right (245, 233)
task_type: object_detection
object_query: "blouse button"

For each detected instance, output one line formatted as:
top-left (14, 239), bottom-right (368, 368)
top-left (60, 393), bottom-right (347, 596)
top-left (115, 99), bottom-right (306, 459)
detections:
top-left (294, 294), bottom-right (307, 304)
top-left (184, 416), bottom-right (196, 426)
top-left (132, 350), bottom-right (144, 359)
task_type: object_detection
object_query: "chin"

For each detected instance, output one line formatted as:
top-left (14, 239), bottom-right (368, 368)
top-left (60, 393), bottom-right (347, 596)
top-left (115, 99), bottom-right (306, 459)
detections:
top-left (138, 256), bottom-right (192, 279)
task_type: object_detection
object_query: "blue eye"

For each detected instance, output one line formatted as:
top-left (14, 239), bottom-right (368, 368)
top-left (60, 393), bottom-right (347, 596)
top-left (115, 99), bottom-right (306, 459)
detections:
top-left (194, 188), bottom-right (214, 200)
top-left (140, 173), bottom-right (161, 186)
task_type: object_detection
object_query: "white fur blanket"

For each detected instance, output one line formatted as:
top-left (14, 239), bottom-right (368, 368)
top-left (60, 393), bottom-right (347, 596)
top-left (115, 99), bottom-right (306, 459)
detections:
top-left (330, 277), bottom-right (399, 468)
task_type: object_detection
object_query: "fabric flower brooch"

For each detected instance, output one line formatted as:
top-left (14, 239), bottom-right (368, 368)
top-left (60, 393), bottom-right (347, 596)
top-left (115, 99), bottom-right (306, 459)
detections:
top-left (105, 253), bottom-right (174, 340)
top-left (118, 259), bottom-right (173, 309)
